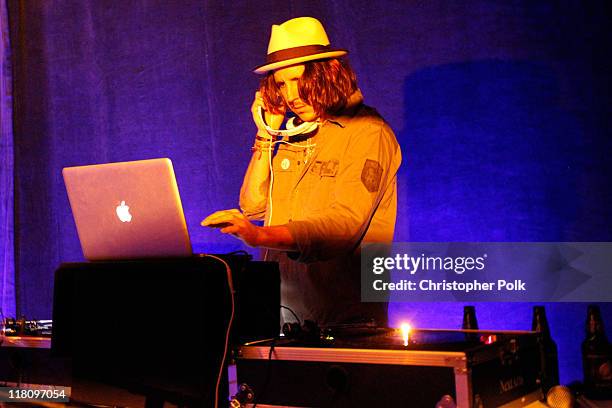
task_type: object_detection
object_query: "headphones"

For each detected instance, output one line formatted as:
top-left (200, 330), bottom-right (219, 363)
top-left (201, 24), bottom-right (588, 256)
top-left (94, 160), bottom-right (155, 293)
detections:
top-left (282, 319), bottom-right (321, 343)
top-left (257, 106), bottom-right (319, 137)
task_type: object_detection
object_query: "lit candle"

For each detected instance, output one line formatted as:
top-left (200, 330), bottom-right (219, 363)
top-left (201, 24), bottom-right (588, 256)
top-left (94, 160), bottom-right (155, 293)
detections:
top-left (400, 322), bottom-right (411, 347)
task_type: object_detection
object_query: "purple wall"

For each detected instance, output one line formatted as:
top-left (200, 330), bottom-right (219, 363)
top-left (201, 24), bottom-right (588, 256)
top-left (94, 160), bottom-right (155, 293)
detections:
top-left (7, 0), bottom-right (611, 383)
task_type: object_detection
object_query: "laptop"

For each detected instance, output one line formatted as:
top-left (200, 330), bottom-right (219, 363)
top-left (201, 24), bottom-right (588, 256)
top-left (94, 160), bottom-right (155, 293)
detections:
top-left (62, 158), bottom-right (193, 260)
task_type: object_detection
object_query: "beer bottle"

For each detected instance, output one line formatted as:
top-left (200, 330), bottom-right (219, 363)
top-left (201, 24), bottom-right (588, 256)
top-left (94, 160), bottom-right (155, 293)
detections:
top-left (532, 306), bottom-right (559, 393)
top-left (462, 306), bottom-right (479, 330)
top-left (582, 304), bottom-right (612, 399)
top-left (462, 306), bottom-right (479, 342)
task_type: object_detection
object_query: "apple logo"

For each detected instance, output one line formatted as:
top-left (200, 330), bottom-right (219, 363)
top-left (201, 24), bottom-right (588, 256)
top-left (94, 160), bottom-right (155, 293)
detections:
top-left (116, 200), bottom-right (133, 222)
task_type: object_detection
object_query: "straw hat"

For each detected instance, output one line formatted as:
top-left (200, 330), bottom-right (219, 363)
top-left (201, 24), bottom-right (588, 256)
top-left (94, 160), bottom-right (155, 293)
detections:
top-left (253, 17), bottom-right (347, 74)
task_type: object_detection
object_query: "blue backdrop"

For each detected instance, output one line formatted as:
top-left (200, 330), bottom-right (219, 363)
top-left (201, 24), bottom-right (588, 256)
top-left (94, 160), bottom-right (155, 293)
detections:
top-left (6, 0), bottom-right (611, 384)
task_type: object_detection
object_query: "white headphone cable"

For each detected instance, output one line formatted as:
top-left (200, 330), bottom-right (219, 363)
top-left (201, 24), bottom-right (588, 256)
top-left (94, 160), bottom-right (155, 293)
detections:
top-left (265, 138), bottom-right (317, 227)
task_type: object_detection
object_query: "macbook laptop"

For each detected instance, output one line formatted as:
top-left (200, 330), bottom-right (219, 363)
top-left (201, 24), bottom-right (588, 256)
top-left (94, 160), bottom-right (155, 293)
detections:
top-left (62, 158), bottom-right (193, 260)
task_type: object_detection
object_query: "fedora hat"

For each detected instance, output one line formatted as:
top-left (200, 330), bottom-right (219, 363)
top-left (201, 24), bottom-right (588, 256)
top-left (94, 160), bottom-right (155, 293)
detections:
top-left (253, 17), bottom-right (347, 74)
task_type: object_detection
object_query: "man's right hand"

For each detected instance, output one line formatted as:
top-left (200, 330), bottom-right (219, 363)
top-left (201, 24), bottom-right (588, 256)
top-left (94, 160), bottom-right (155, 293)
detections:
top-left (201, 209), bottom-right (296, 251)
top-left (201, 208), bottom-right (262, 247)
top-left (251, 91), bottom-right (285, 134)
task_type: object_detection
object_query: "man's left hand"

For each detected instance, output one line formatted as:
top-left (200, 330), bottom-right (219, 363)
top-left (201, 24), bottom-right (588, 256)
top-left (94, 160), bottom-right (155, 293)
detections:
top-left (201, 209), bottom-right (261, 247)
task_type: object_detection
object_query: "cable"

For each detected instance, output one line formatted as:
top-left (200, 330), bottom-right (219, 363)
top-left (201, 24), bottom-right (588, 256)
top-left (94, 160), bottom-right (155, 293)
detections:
top-left (249, 306), bottom-right (302, 407)
top-left (262, 136), bottom-right (316, 262)
top-left (226, 250), bottom-right (253, 259)
top-left (251, 337), bottom-right (277, 408)
top-left (202, 254), bottom-right (235, 408)
top-left (280, 305), bottom-right (301, 326)
top-left (265, 137), bottom-right (318, 228)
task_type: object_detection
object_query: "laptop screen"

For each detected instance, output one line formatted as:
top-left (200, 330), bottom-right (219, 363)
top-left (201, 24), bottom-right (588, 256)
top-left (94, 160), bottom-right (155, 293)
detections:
top-left (63, 158), bottom-right (192, 260)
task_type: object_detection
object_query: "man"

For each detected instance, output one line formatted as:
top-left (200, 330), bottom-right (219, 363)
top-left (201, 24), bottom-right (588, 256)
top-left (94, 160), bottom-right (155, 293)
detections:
top-left (202, 17), bottom-right (401, 327)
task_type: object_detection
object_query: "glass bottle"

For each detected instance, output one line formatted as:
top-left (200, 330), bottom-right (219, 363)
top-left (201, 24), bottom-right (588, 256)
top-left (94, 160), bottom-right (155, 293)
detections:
top-left (582, 304), bottom-right (612, 399)
top-left (531, 306), bottom-right (559, 393)
top-left (462, 305), bottom-right (479, 342)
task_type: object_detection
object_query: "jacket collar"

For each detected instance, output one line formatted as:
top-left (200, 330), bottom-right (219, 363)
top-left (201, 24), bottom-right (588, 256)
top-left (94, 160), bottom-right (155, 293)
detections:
top-left (325, 89), bottom-right (364, 128)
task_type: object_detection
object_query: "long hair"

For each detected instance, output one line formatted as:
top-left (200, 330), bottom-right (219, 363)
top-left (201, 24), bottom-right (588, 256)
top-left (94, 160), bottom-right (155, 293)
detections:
top-left (259, 58), bottom-right (358, 118)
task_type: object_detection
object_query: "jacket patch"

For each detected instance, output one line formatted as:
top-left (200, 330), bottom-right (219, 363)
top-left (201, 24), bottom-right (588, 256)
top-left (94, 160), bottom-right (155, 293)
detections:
top-left (361, 159), bottom-right (383, 192)
top-left (311, 159), bottom-right (339, 177)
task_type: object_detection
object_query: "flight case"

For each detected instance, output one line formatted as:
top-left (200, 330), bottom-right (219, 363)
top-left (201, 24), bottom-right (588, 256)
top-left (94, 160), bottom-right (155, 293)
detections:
top-left (235, 329), bottom-right (546, 408)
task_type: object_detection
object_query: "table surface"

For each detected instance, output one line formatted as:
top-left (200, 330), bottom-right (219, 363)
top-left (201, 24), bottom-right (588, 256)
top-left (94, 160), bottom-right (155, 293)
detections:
top-left (0, 336), bottom-right (51, 349)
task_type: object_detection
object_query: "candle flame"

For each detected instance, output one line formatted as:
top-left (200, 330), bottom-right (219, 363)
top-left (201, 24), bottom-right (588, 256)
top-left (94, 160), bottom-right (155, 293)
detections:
top-left (400, 322), bottom-right (411, 346)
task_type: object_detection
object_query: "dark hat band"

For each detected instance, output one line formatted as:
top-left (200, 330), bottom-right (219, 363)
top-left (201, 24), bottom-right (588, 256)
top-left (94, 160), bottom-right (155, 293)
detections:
top-left (265, 44), bottom-right (333, 64)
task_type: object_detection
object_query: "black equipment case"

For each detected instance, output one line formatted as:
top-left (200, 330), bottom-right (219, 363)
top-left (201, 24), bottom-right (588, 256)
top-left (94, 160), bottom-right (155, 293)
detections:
top-left (235, 328), bottom-right (545, 408)
top-left (52, 255), bottom-right (280, 406)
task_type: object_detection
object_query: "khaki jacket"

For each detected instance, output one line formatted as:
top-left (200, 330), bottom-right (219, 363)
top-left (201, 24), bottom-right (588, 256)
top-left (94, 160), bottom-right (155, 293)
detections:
top-left (240, 91), bottom-right (401, 325)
